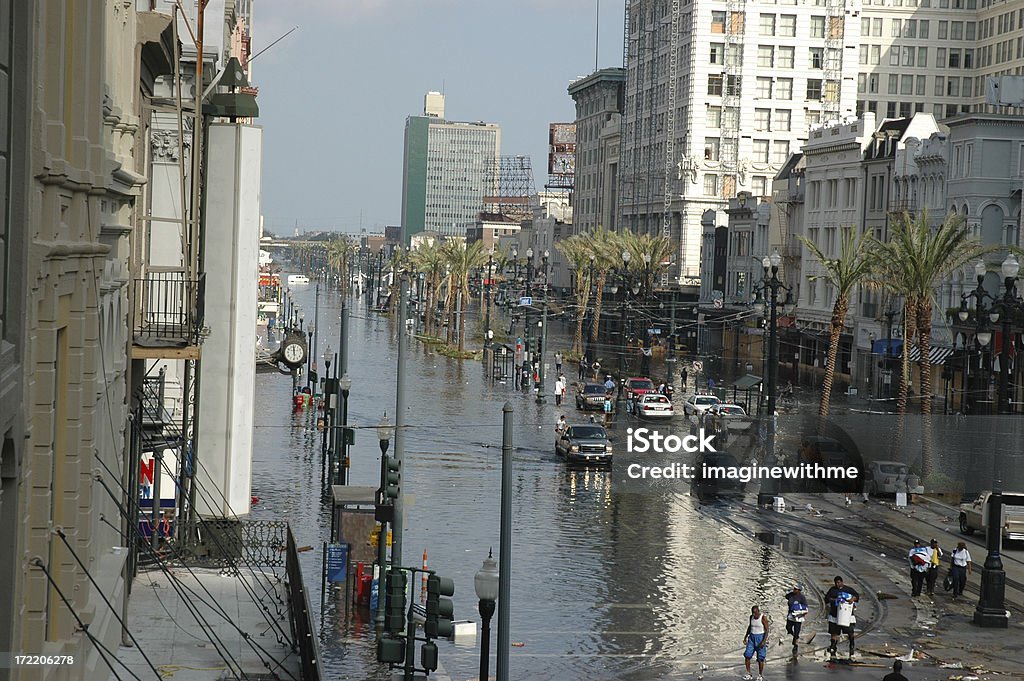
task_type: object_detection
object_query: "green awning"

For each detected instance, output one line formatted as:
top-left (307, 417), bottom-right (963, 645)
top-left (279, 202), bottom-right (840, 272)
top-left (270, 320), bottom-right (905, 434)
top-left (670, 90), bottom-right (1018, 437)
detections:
top-left (732, 374), bottom-right (762, 390)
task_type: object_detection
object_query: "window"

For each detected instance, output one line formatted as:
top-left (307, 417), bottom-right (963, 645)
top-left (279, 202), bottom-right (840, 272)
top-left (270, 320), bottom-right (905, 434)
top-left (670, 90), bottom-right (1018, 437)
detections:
top-left (726, 44), bottom-right (741, 66)
top-left (776, 78), bottom-right (793, 99)
top-left (966, 21), bottom-right (976, 39)
top-left (964, 48), bottom-right (974, 68)
top-left (806, 79), bottom-right (823, 100)
top-left (726, 74), bottom-right (741, 96)
top-left (752, 176), bottom-right (768, 196)
top-left (827, 179), bottom-right (839, 208)
top-left (949, 49), bottom-right (960, 68)
top-left (951, 21), bottom-right (963, 39)
top-left (920, 20), bottom-right (930, 38)
top-left (710, 43), bottom-right (725, 64)
top-left (947, 77), bottom-right (960, 96)
top-left (902, 46), bottom-right (915, 66)
top-left (889, 74), bottom-right (899, 94)
top-left (938, 21), bottom-right (948, 39)
top-left (756, 77), bottom-right (773, 98)
top-left (758, 45), bottom-right (774, 67)
top-left (759, 13), bottom-right (776, 35)
top-left (779, 14), bottom-right (797, 36)
top-left (707, 105), bottom-right (722, 127)
top-left (963, 76), bottom-right (973, 98)
top-left (901, 74), bottom-right (914, 94)
top-left (934, 75), bottom-right (945, 96)
top-left (753, 140), bottom-right (770, 163)
top-left (870, 45), bottom-right (880, 64)
top-left (861, 17), bottom-right (871, 35)
top-left (705, 137), bottom-right (721, 161)
top-left (860, 45), bottom-right (869, 65)
top-left (807, 110), bottom-right (821, 127)
top-left (918, 47), bottom-right (928, 67)
top-left (937, 48), bottom-right (946, 66)
top-left (712, 10), bottom-right (726, 32)
top-left (889, 47), bottom-right (900, 65)
top-left (891, 18), bottom-right (902, 36)
top-left (775, 109), bottom-right (791, 131)
top-left (772, 140), bottom-right (790, 164)
top-left (704, 174), bottom-right (719, 196)
top-left (811, 16), bottom-right (826, 37)
top-left (777, 46), bottom-right (795, 68)
top-left (873, 18), bottom-right (883, 36)
top-left (916, 75), bottom-right (926, 95)
top-left (868, 73), bottom-right (879, 93)
top-left (858, 72), bottom-right (867, 93)
top-left (810, 47), bottom-right (824, 68)
top-left (708, 74), bottom-right (723, 95)
top-left (754, 108), bottom-right (771, 131)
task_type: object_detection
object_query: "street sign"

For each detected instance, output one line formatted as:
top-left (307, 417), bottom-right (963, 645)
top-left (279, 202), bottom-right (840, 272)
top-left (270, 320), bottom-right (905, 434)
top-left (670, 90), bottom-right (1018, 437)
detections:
top-left (692, 361), bottom-right (704, 373)
top-left (519, 296), bottom-right (532, 307)
top-left (647, 328), bottom-right (662, 335)
top-left (326, 543), bottom-right (348, 583)
top-left (713, 298), bottom-right (724, 309)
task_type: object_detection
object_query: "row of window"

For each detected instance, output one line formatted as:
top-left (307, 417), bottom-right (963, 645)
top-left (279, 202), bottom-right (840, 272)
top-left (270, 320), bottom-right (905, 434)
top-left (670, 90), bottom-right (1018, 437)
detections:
top-left (703, 173), bottom-right (771, 198)
top-left (855, 98), bottom-right (972, 120)
top-left (704, 138), bottom-right (791, 164)
top-left (807, 178), bottom-right (858, 210)
top-left (713, 44), bottom-right (839, 70)
top-left (707, 74), bottom-right (833, 101)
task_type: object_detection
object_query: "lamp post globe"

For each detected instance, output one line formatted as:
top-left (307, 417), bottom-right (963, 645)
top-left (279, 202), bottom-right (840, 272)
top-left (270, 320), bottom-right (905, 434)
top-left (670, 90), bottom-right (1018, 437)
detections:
top-left (340, 373), bottom-right (352, 395)
top-left (323, 346), bottom-right (332, 373)
top-left (1002, 253), bottom-right (1021, 280)
top-left (475, 549), bottom-right (499, 681)
top-left (377, 413), bottom-right (394, 454)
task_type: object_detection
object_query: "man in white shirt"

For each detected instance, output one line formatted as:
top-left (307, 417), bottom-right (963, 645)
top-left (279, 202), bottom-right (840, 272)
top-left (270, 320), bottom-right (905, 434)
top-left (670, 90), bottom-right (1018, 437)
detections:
top-left (554, 376), bottom-right (565, 405)
top-left (908, 539), bottom-right (930, 597)
top-left (950, 541), bottom-right (972, 598)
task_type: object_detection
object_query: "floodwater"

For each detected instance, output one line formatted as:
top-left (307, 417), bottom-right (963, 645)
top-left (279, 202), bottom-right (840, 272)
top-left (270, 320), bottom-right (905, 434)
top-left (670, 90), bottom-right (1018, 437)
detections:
top-left (250, 280), bottom-right (804, 681)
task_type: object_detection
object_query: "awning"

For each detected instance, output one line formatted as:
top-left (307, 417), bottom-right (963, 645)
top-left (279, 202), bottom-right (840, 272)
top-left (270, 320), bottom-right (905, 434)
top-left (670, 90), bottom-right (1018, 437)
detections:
top-left (732, 374), bottom-right (763, 390)
top-left (899, 345), bottom-right (955, 365)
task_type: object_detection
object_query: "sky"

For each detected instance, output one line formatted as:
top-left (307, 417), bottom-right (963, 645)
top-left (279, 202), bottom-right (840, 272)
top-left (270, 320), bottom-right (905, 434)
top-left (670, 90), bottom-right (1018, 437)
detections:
top-left (254, 0), bottom-right (626, 236)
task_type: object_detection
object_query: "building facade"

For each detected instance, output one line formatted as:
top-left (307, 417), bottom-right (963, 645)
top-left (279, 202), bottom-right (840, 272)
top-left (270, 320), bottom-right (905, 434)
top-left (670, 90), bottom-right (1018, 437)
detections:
top-left (567, 68), bottom-right (626, 235)
top-left (400, 93), bottom-right (501, 242)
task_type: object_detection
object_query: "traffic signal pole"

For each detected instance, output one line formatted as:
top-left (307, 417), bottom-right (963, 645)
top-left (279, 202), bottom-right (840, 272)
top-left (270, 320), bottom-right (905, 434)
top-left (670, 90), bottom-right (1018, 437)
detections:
top-left (497, 403), bottom-right (513, 681)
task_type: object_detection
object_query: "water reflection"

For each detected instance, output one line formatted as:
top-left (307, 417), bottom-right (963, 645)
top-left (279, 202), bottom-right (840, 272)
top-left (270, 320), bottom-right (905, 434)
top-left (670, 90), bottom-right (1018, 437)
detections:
top-left (251, 283), bottom-right (819, 680)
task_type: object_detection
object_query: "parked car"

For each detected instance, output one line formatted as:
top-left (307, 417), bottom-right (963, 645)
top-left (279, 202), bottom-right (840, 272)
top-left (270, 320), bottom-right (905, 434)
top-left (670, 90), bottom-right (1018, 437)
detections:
top-left (959, 492), bottom-right (1024, 541)
top-left (625, 377), bottom-right (656, 401)
top-left (575, 382), bottom-right (608, 411)
top-left (554, 424), bottom-right (613, 464)
top-left (714, 404), bottom-right (747, 417)
top-left (683, 393), bottom-right (721, 417)
top-left (634, 393), bottom-right (675, 419)
top-left (863, 460), bottom-right (923, 496)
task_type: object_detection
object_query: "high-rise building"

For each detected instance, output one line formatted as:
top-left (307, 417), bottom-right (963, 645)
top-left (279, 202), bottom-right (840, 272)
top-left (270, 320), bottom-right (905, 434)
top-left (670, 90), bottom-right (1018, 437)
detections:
top-left (856, 0), bottom-right (1024, 121)
top-left (618, 0), bottom-right (860, 285)
top-left (400, 93), bottom-right (501, 243)
top-left (568, 69), bottom-right (626, 235)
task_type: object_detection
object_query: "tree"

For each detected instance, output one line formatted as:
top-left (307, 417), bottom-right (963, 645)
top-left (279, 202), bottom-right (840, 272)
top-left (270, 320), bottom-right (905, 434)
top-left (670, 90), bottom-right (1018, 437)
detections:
top-left (798, 227), bottom-right (877, 422)
top-left (441, 240), bottom-right (486, 352)
top-left (871, 210), bottom-right (991, 476)
top-left (587, 227), bottom-right (619, 347)
top-left (557, 235), bottom-right (594, 356)
top-left (620, 231), bottom-right (674, 297)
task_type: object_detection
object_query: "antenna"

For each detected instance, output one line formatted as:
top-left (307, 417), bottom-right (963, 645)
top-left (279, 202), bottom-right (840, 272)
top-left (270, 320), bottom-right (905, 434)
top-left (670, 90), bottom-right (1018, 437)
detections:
top-left (595, 0), bottom-right (600, 72)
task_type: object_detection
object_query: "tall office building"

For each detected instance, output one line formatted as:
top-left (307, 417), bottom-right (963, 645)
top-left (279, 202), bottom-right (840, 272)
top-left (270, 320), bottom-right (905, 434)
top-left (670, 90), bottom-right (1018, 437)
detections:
top-left (857, 0), bottom-right (1024, 120)
top-left (618, 0), bottom-right (860, 284)
top-left (400, 92), bottom-right (501, 243)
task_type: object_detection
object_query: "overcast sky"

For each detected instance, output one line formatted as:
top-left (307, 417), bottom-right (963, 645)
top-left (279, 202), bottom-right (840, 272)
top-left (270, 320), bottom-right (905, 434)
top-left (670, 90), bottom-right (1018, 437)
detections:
top-left (254, 0), bottom-right (625, 235)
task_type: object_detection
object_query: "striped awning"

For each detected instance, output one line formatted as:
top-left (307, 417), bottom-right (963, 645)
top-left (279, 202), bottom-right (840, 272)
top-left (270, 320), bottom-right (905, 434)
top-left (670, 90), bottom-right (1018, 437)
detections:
top-left (899, 345), bottom-right (955, 365)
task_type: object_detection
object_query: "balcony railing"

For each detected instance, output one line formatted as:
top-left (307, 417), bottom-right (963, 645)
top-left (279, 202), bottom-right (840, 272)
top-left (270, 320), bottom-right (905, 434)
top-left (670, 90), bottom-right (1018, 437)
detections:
top-left (888, 200), bottom-right (917, 214)
top-left (132, 270), bottom-right (204, 346)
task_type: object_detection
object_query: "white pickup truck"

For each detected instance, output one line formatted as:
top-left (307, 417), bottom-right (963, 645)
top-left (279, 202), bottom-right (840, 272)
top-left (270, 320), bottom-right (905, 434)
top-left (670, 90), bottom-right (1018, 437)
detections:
top-left (958, 492), bottom-right (1024, 541)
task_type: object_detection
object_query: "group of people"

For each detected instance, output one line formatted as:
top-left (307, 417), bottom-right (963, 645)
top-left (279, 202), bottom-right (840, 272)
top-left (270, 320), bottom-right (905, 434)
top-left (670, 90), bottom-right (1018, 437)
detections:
top-left (577, 355), bottom-right (603, 381)
top-left (908, 538), bottom-right (972, 598)
top-left (742, 576), bottom-right (861, 681)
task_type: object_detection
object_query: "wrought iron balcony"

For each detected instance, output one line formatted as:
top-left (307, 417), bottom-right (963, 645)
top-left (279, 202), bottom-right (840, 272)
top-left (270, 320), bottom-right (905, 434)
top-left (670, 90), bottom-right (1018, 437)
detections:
top-left (132, 269), bottom-right (204, 350)
top-left (887, 200), bottom-right (917, 215)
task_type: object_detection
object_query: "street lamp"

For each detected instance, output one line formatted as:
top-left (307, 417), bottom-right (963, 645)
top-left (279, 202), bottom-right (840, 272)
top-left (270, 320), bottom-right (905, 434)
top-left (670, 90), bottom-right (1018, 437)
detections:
top-left (537, 250), bottom-right (550, 402)
top-left (485, 248), bottom-right (495, 348)
top-left (617, 250), bottom-right (633, 387)
top-left (339, 373), bottom-right (352, 485)
top-left (753, 249), bottom-right (792, 507)
top-left (475, 549), bottom-right (499, 681)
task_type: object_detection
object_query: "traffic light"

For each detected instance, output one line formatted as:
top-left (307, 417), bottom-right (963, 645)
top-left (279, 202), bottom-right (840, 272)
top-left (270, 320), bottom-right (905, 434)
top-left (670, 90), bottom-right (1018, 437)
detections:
top-left (384, 456), bottom-right (401, 500)
top-left (384, 568), bottom-right (407, 634)
top-left (376, 636), bottom-right (405, 664)
top-left (421, 641), bottom-right (439, 671)
top-left (424, 574), bottom-right (455, 638)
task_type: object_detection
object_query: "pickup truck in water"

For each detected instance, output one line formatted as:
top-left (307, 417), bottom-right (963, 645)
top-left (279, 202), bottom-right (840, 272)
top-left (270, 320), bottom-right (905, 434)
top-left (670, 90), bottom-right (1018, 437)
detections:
top-left (959, 492), bottom-right (1024, 542)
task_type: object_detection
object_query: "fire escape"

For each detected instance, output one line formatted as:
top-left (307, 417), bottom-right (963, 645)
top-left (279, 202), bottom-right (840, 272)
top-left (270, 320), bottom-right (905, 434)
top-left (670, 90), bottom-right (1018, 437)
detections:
top-left (823, 0), bottom-right (846, 123)
top-left (662, 0), bottom-right (681, 285)
top-left (721, 0), bottom-right (746, 198)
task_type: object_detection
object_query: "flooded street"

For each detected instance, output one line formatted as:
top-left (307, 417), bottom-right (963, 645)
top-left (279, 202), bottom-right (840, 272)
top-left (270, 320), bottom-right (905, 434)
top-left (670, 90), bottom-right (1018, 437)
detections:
top-left (251, 282), bottom-right (804, 680)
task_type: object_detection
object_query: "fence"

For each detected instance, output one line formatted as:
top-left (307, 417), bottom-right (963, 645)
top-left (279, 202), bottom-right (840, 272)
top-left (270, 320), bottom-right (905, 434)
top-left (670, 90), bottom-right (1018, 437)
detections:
top-left (132, 269), bottom-right (204, 345)
top-left (287, 526), bottom-right (322, 681)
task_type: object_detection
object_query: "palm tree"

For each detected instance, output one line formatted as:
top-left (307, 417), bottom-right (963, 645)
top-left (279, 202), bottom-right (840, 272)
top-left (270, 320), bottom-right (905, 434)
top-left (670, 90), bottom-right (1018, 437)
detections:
top-left (872, 210), bottom-right (991, 475)
top-left (441, 240), bottom-right (486, 352)
top-left (410, 241), bottom-right (445, 337)
top-left (620, 231), bottom-right (674, 297)
top-left (798, 227), bottom-right (877, 421)
top-left (557, 235), bottom-right (594, 356)
top-left (588, 227), bottom-right (618, 346)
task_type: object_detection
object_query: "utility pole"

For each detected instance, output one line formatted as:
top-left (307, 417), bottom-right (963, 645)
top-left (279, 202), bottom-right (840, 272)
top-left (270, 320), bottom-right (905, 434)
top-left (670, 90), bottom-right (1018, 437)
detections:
top-left (497, 403), bottom-right (513, 681)
top-left (537, 251), bottom-right (550, 402)
top-left (391, 276), bottom-right (409, 568)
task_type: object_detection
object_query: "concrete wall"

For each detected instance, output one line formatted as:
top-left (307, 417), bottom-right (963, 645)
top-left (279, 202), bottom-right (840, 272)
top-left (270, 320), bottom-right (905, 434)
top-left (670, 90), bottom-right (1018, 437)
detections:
top-left (196, 123), bottom-right (262, 518)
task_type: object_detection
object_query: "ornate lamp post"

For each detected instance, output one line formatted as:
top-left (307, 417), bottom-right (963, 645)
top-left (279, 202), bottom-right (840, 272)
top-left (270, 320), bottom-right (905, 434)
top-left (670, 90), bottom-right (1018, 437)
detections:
top-left (753, 250), bottom-right (792, 507)
top-left (475, 549), bottom-right (499, 681)
top-left (375, 413), bottom-right (394, 634)
top-left (485, 248), bottom-right (495, 348)
top-left (524, 248), bottom-right (535, 383)
top-left (339, 373), bottom-right (352, 485)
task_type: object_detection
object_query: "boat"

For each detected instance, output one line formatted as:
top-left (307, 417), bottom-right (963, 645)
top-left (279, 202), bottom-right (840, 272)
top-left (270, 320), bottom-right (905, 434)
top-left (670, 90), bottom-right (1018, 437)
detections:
top-left (287, 274), bottom-right (310, 285)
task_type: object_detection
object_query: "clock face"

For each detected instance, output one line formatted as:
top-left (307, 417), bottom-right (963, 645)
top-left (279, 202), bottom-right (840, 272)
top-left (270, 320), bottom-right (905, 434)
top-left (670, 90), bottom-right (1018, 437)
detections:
top-left (283, 342), bottom-right (305, 365)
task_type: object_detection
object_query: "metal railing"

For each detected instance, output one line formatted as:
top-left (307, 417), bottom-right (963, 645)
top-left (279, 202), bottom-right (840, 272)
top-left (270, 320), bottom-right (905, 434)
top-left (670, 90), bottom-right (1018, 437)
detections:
top-left (287, 525), bottom-right (322, 681)
top-left (140, 368), bottom-right (168, 427)
top-left (888, 200), bottom-right (917, 214)
top-left (132, 269), bottom-right (204, 345)
top-left (167, 519), bottom-right (289, 568)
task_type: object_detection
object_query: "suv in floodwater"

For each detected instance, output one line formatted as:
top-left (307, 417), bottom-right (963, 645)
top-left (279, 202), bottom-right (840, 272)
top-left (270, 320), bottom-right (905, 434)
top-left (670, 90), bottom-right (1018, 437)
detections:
top-left (555, 424), bottom-right (613, 465)
top-left (625, 377), bottom-right (656, 401)
top-left (576, 382), bottom-right (608, 411)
